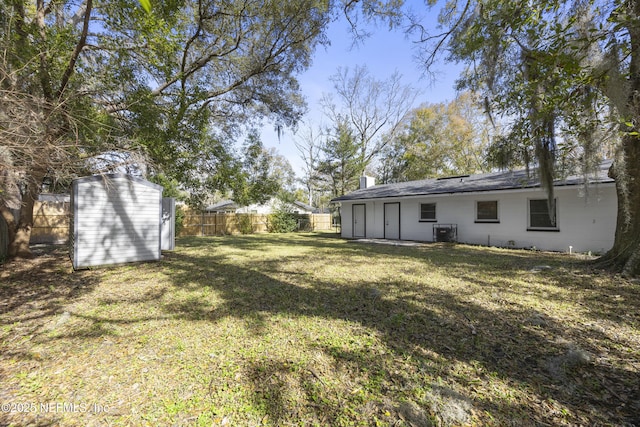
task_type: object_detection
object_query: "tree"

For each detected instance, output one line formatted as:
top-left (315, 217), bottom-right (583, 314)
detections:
top-left (230, 131), bottom-right (295, 207)
top-left (377, 92), bottom-right (492, 183)
top-left (294, 124), bottom-right (324, 206)
top-left (0, 0), bottom-right (404, 258)
top-left (320, 65), bottom-right (419, 175)
top-left (411, 0), bottom-right (640, 276)
top-left (317, 119), bottom-right (365, 198)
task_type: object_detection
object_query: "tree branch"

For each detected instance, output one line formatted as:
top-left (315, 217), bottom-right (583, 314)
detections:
top-left (57, 0), bottom-right (93, 99)
top-left (415, 0), bottom-right (473, 70)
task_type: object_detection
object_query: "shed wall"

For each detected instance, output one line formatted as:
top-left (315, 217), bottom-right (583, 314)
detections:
top-left (72, 175), bottom-right (162, 268)
top-left (339, 184), bottom-right (616, 254)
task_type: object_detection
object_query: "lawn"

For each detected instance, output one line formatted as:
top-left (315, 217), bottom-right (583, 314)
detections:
top-left (1, 233), bottom-right (639, 426)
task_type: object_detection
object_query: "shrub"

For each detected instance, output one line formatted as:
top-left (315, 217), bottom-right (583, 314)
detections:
top-left (174, 205), bottom-right (185, 236)
top-left (236, 214), bottom-right (254, 234)
top-left (267, 211), bottom-right (297, 233)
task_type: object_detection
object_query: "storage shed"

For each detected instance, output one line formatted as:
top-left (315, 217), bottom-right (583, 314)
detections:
top-left (71, 174), bottom-right (163, 269)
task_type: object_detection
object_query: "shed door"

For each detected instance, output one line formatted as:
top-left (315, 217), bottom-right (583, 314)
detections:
top-left (161, 198), bottom-right (175, 250)
top-left (352, 204), bottom-right (366, 238)
top-left (384, 202), bottom-right (400, 240)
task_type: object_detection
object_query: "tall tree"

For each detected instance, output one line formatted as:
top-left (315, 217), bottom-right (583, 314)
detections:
top-left (320, 65), bottom-right (419, 175)
top-left (294, 124), bottom-right (324, 206)
top-left (377, 92), bottom-right (492, 182)
top-left (0, 0), bottom-right (404, 258)
top-left (317, 119), bottom-right (364, 197)
top-left (230, 131), bottom-right (295, 207)
top-left (411, 0), bottom-right (640, 276)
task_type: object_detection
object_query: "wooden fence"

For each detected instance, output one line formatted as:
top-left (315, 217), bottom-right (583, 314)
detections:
top-left (179, 210), bottom-right (334, 237)
top-left (32, 200), bottom-right (70, 244)
top-left (17, 202), bottom-right (334, 244)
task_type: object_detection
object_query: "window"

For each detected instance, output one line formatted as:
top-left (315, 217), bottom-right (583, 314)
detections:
top-left (420, 203), bottom-right (436, 221)
top-left (528, 199), bottom-right (558, 230)
top-left (476, 201), bottom-right (499, 222)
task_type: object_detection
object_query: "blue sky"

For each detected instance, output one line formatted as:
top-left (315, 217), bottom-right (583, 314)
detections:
top-left (260, 3), bottom-right (464, 176)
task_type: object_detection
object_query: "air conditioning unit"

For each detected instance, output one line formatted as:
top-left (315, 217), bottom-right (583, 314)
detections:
top-left (433, 224), bottom-right (457, 243)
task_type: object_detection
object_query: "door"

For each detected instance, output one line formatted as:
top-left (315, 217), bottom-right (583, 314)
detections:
top-left (384, 202), bottom-right (400, 240)
top-left (352, 204), bottom-right (366, 238)
top-left (161, 197), bottom-right (175, 250)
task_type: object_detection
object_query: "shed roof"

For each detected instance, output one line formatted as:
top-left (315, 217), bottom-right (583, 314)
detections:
top-left (73, 173), bottom-right (163, 191)
top-left (332, 161), bottom-right (615, 202)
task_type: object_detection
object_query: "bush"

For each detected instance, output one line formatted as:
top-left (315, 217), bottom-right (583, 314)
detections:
top-left (236, 214), bottom-right (254, 234)
top-left (267, 211), bottom-right (297, 233)
top-left (174, 205), bottom-right (185, 236)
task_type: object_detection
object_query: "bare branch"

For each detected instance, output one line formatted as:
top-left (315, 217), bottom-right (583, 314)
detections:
top-left (57, 0), bottom-right (93, 99)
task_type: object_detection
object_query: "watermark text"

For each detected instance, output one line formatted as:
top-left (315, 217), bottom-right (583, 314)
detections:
top-left (1, 402), bottom-right (109, 414)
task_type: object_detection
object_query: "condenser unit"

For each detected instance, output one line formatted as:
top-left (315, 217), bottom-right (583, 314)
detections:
top-left (433, 224), bottom-right (457, 243)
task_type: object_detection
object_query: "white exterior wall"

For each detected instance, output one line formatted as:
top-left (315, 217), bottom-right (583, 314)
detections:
top-left (340, 201), bottom-right (385, 239)
top-left (339, 183), bottom-right (616, 254)
top-left (72, 175), bottom-right (163, 268)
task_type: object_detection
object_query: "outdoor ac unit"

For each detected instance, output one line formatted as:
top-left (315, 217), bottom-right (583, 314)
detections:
top-left (433, 224), bottom-right (458, 243)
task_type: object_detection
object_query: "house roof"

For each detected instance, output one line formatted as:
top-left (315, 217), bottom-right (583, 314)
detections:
top-left (204, 199), bottom-right (238, 211)
top-left (332, 161), bottom-right (615, 202)
top-left (39, 193), bottom-right (71, 202)
top-left (205, 199), bottom-right (317, 212)
top-left (293, 200), bottom-right (315, 212)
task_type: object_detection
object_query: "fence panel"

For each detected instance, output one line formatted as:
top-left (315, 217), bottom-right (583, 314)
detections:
top-left (310, 214), bottom-right (332, 231)
top-left (31, 200), bottom-right (70, 244)
top-left (26, 204), bottom-right (335, 241)
top-left (178, 211), bottom-right (334, 237)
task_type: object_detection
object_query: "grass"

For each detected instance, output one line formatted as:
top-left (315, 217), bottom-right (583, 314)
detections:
top-left (1, 232), bottom-right (639, 426)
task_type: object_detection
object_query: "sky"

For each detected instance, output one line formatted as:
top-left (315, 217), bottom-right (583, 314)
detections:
top-left (259, 3), bottom-right (464, 177)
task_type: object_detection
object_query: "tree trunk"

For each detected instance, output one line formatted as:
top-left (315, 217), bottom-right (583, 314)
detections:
top-left (7, 167), bottom-right (46, 258)
top-left (0, 208), bottom-right (17, 253)
top-left (600, 141), bottom-right (640, 278)
top-left (598, 0), bottom-right (640, 278)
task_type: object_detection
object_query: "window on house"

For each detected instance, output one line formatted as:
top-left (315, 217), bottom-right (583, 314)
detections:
top-left (476, 201), bottom-right (499, 222)
top-left (528, 199), bottom-right (558, 230)
top-left (420, 203), bottom-right (436, 221)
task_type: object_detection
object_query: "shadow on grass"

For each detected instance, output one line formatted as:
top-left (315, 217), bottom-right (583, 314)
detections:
top-left (0, 245), bottom-right (99, 325)
top-left (3, 236), bottom-right (638, 425)
top-left (158, 235), bottom-right (639, 425)
top-left (0, 245), bottom-right (101, 427)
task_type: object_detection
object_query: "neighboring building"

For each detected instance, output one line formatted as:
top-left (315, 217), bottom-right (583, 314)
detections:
top-left (39, 193), bottom-right (71, 203)
top-left (205, 200), bottom-right (239, 213)
top-left (205, 198), bottom-right (316, 214)
top-left (331, 162), bottom-right (616, 254)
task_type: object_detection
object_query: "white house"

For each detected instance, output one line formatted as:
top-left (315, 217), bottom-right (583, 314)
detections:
top-left (331, 162), bottom-right (617, 254)
top-left (205, 198), bottom-right (316, 214)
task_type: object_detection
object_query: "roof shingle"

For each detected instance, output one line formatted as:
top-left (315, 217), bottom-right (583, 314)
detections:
top-left (331, 161), bottom-right (614, 202)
